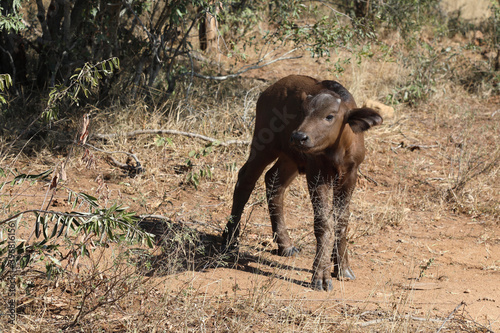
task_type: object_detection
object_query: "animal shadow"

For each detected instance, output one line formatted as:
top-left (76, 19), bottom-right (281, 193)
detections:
top-left (132, 216), bottom-right (311, 288)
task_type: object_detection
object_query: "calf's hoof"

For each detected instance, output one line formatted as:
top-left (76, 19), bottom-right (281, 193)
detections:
top-left (221, 236), bottom-right (239, 255)
top-left (278, 246), bottom-right (300, 257)
top-left (221, 242), bottom-right (238, 254)
top-left (311, 278), bottom-right (333, 292)
top-left (333, 266), bottom-right (356, 280)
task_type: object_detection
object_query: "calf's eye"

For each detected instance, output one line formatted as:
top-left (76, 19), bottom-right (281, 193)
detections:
top-left (325, 115), bottom-right (334, 121)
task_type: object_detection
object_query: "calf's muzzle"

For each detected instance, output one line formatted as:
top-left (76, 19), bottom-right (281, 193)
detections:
top-left (290, 131), bottom-right (310, 147)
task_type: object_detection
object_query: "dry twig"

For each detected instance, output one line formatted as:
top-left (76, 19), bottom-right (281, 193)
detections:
top-left (93, 129), bottom-right (250, 146)
top-left (436, 301), bottom-right (465, 333)
top-left (193, 49), bottom-right (302, 81)
top-left (358, 167), bottom-right (378, 186)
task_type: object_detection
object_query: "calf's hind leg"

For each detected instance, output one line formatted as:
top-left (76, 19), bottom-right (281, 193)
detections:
top-left (332, 207), bottom-right (356, 280)
top-left (223, 147), bottom-right (277, 250)
top-left (264, 155), bottom-right (299, 256)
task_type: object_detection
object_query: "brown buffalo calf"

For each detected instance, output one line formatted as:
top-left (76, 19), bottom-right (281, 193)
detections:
top-left (222, 75), bottom-right (382, 291)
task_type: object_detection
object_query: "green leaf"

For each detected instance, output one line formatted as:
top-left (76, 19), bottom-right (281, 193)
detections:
top-left (58, 216), bottom-right (69, 237)
top-left (42, 216), bottom-right (48, 239)
top-left (154, 135), bottom-right (166, 146)
top-left (51, 216), bottom-right (60, 238)
top-left (19, 254), bottom-right (30, 269)
top-left (48, 255), bottom-right (62, 266)
top-left (79, 192), bottom-right (99, 208)
top-left (146, 235), bottom-right (154, 248)
top-left (14, 169), bottom-right (52, 181)
top-left (35, 213), bottom-right (41, 238)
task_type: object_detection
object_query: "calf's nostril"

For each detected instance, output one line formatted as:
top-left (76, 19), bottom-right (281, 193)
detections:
top-left (291, 132), bottom-right (309, 145)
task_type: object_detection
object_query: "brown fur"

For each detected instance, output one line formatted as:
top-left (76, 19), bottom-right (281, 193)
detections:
top-left (222, 75), bottom-right (383, 291)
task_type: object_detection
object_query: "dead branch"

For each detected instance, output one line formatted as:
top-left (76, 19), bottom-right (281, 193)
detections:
top-left (358, 167), bottom-right (378, 186)
top-left (93, 129), bottom-right (250, 146)
top-left (436, 301), bottom-right (465, 333)
top-left (272, 298), bottom-right (456, 305)
top-left (193, 50), bottom-right (302, 81)
top-left (406, 144), bottom-right (439, 151)
top-left (355, 316), bottom-right (444, 327)
top-left (81, 142), bottom-right (145, 174)
top-left (391, 141), bottom-right (440, 152)
top-left (138, 214), bottom-right (172, 221)
top-left (107, 156), bottom-right (143, 174)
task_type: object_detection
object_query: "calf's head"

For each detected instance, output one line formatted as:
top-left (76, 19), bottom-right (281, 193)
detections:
top-left (290, 91), bottom-right (383, 153)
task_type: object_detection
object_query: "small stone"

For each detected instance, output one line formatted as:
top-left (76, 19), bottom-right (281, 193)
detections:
top-left (464, 289), bottom-right (471, 294)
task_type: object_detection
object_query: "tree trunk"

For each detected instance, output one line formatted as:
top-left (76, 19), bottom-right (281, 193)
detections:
top-left (199, 2), bottom-right (220, 52)
top-left (351, 0), bottom-right (370, 18)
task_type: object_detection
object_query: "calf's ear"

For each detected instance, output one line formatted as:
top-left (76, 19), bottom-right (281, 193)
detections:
top-left (345, 108), bottom-right (383, 133)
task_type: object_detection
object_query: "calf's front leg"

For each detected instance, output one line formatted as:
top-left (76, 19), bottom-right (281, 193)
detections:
top-left (307, 174), bottom-right (335, 291)
top-left (332, 172), bottom-right (356, 280)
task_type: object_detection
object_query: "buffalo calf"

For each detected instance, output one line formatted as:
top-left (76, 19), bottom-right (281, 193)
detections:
top-left (223, 75), bottom-right (382, 291)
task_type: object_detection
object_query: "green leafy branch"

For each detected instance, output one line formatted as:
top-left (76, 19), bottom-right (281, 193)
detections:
top-left (263, 2), bottom-right (376, 74)
top-left (0, 169), bottom-right (153, 277)
top-left (0, 0), bottom-right (25, 33)
top-left (42, 57), bottom-right (120, 122)
top-left (185, 144), bottom-right (214, 189)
